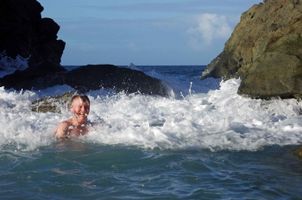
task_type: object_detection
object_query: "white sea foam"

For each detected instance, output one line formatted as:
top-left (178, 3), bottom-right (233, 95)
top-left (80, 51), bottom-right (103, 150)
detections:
top-left (1, 79), bottom-right (302, 151)
top-left (0, 52), bottom-right (28, 77)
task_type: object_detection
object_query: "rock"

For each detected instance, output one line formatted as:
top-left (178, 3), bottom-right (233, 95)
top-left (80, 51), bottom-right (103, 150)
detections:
top-left (30, 65), bottom-right (171, 113)
top-left (32, 92), bottom-right (75, 113)
top-left (0, 63), bottom-right (66, 89)
top-left (294, 146), bottom-right (302, 159)
top-left (0, 64), bottom-right (170, 97)
top-left (201, 0), bottom-right (302, 99)
top-left (0, 1), bottom-right (170, 97)
top-left (64, 65), bottom-right (170, 96)
top-left (0, 0), bottom-right (65, 71)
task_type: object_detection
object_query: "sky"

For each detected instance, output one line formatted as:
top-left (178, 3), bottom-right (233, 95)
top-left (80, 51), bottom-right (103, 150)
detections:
top-left (38, 0), bottom-right (261, 66)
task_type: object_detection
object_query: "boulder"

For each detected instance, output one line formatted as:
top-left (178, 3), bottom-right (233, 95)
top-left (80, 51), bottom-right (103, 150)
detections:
top-left (0, 1), bottom-right (170, 98)
top-left (0, 0), bottom-right (65, 71)
top-left (64, 65), bottom-right (169, 96)
top-left (294, 146), bottom-right (302, 159)
top-left (201, 0), bottom-right (302, 99)
top-left (31, 92), bottom-right (75, 113)
top-left (0, 64), bottom-right (170, 97)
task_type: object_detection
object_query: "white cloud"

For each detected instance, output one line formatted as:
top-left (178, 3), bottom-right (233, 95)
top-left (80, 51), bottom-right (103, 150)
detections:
top-left (188, 13), bottom-right (232, 49)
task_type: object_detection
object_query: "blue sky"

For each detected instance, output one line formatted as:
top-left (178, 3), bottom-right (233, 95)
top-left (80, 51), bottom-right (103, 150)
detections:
top-left (38, 0), bottom-right (261, 66)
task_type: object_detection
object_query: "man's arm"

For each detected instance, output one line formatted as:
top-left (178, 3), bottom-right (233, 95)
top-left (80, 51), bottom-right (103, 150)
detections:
top-left (55, 121), bottom-right (69, 139)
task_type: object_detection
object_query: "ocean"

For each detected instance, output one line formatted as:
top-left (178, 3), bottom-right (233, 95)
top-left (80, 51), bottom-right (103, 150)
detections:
top-left (0, 65), bottom-right (302, 199)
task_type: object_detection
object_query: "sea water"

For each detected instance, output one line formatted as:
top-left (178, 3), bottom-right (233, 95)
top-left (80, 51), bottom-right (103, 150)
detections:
top-left (0, 65), bottom-right (302, 199)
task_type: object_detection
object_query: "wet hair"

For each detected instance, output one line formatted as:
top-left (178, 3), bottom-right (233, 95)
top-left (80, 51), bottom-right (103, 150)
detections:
top-left (70, 94), bottom-right (90, 105)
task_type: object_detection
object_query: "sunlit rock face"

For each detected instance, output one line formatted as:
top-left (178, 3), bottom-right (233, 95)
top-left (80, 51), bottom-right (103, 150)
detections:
top-left (202, 0), bottom-right (302, 99)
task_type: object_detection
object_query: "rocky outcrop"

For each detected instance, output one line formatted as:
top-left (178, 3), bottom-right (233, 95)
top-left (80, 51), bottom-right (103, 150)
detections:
top-left (201, 0), bottom-right (302, 99)
top-left (0, 0), bottom-right (170, 96)
top-left (64, 65), bottom-right (169, 96)
top-left (0, 0), bottom-right (65, 71)
top-left (0, 64), bottom-right (170, 96)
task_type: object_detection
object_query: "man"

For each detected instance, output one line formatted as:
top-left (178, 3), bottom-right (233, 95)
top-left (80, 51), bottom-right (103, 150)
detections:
top-left (55, 94), bottom-right (91, 139)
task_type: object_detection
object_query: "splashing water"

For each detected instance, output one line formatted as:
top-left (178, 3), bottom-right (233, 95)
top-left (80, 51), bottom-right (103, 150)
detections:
top-left (0, 52), bottom-right (29, 77)
top-left (1, 79), bottom-right (302, 152)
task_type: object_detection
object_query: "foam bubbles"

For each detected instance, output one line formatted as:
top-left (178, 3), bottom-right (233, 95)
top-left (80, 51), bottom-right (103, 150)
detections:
top-left (1, 79), bottom-right (302, 152)
top-left (85, 79), bottom-right (302, 151)
top-left (0, 87), bottom-right (58, 151)
top-left (0, 53), bottom-right (28, 77)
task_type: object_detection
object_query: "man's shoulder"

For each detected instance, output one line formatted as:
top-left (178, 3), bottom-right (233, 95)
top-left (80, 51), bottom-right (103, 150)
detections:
top-left (58, 119), bottom-right (72, 128)
top-left (55, 119), bottom-right (74, 139)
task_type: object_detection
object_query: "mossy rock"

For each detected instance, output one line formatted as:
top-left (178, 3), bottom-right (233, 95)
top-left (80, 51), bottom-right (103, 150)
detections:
top-left (238, 52), bottom-right (302, 98)
top-left (31, 92), bottom-right (76, 113)
top-left (202, 0), bottom-right (302, 99)
top-left (294, 146), bottom-right (302, 159)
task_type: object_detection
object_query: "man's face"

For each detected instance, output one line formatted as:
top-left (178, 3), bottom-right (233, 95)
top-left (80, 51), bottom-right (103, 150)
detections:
top-left (71, 98), bottom-right (90, 122)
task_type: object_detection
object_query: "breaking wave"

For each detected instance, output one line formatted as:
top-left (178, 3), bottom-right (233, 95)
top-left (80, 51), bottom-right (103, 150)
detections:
top-left (1, 79), bottom-right (302, 151)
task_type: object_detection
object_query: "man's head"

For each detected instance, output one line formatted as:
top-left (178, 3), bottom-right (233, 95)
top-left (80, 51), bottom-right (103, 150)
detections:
top-left (70, 95), bottom-right (90, 123)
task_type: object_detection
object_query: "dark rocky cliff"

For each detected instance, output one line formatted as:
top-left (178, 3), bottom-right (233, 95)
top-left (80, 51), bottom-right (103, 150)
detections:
top-left (0, 0), bottom-right (170, 97)
top-left (0, 0), bottom-right (65, 71)
top-left (201, 0), bottom-right (302, 99)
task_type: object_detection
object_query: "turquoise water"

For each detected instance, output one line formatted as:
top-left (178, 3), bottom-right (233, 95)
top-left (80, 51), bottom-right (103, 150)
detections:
top-left (1, 143), bottom-right (301, 199)
top-left (1, 65), bottom-right (302, 199)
